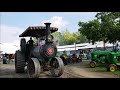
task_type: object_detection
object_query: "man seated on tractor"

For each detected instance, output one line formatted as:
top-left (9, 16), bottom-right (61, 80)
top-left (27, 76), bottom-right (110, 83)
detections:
top-left (48, 35), bottom-right (54, 43)
top-left (26, 37), bottom-right (34, 56)
top-left (38, 38), bottom-right (45, 46)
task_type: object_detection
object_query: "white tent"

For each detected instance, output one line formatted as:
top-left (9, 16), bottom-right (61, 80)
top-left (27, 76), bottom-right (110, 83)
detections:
top-left (0, 43), bottom-right (20, 54)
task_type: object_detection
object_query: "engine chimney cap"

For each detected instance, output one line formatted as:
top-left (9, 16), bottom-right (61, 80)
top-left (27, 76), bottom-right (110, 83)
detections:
top-left (44, 22), bottom-right (51, 25)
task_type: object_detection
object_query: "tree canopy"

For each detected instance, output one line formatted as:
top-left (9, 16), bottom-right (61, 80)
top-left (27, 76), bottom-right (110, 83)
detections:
top-left (78, 12), bottom-right (120, 50)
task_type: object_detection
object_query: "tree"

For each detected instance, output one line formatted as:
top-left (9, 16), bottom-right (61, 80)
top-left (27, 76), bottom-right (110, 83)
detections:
top-left (33, 37), bottom-right (38, 45)
top-left (96, 12), bottom-right (120, 50)
top-left (73, 32), bottom-right (88, 44)
top-left (52, 32), bottom-right (64, 46)
top-left (60, 29), bottom-right (89, 45)
top-left (78, 12), bottom-right (120, 50)
top-left (78, 19), bottom-right (101, 45)
top-left (79, 34), bottom-right (89, 43)
top-left (62, 29), bottom-right (76, 45)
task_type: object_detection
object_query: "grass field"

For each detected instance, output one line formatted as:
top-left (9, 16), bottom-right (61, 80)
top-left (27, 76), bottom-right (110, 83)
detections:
top-left (87, 63), bottom-right (120, 78)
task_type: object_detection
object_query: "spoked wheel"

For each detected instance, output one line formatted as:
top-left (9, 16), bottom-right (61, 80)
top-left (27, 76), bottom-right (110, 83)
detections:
top-left (89, 61), bottom-right (96, 68)
top-left (109, 64), bottom-right (117, 72)
top-left (27, 58), bottom-right (41, 78)
top-left (50, 57), bottom-right (64, 77)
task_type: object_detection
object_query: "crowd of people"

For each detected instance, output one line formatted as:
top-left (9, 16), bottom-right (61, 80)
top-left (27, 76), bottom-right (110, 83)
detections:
top-left (0, 53), bottom-right (14, 64)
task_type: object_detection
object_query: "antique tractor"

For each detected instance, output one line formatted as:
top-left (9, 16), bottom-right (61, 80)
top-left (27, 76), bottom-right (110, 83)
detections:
top-left (106, 52), bottom-right (120, 72)
top-left (89, 50), bottom-right (111, 68)
top-left (15, 23), bottom-right (64, 78)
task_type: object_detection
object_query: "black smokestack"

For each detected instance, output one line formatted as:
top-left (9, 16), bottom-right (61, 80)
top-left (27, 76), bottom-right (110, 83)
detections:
top-left (44, 23), bottom-right (51, 44)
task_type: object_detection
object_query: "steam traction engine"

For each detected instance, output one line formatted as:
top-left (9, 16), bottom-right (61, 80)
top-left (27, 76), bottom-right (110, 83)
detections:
top-left (15, 23), bottom-right (64, 78)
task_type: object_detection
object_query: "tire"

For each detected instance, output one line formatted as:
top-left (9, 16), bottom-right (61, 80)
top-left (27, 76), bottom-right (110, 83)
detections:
top-left (89, 61), bottom-right (96, 68)
top-left (109, 64), bottom-right (117, 72)
top-left (27, 58), bottom-right (41, 78)
top-left (50, 57), bottom-right (64, 77)
top-left (20, 38), bottom-right (26, 54)
top-left (15, 50), bottom-right (25, 73)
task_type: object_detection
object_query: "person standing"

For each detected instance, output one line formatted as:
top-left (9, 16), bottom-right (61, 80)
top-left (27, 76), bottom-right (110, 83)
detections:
top-left (28, 37), bottom-right (34, 47)
top-left (2, 55), bottom-right (7, 64)
top-left (27, 37), bottom-right (34, 57)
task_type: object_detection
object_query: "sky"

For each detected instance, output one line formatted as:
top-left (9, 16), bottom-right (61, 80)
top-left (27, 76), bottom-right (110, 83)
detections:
top-left (0, 12), bottom-right (97, 53)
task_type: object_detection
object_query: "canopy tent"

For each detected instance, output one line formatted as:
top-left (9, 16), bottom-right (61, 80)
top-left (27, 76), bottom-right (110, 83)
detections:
top-left (57, 47), bottom-right (78, 52)
top-left (0, 43), bottom-right (19, 54)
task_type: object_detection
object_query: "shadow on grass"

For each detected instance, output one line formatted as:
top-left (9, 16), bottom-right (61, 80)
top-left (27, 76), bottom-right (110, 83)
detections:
top-left (87, 63), bottom-right (107, 72)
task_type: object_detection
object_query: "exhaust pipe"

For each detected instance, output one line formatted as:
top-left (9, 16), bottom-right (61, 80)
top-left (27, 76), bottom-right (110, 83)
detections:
top-left (44, 23), bottom-right (51, 44)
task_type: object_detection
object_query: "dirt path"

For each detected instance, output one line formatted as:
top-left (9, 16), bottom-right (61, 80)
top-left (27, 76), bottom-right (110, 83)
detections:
top-left (0, 63), bottom-right (28, 78)
top-left (66, 61), bottom-right (118, 78)
top-left (0, 62), bottom-right (83, 78)
top-left (0, 62), bottom-right (55, 78)
top-left (0, 61), bottom-right (118, 78)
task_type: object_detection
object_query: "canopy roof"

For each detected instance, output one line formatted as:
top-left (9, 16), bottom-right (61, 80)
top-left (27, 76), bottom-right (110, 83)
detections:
top-left (19, 26), bottom-right (58, 38)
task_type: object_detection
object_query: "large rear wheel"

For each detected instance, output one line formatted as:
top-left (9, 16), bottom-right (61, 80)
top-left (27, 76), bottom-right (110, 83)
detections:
top-left (109, 64), bottom-right (117, 72)
top-left (20, 38), bottom-right (26, 54)
top-left (15, 50), bottom-right (25, 73)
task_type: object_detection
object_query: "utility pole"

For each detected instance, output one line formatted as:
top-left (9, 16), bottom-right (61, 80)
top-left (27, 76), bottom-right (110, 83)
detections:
top-left (74, 42), bottom-right (76, 54)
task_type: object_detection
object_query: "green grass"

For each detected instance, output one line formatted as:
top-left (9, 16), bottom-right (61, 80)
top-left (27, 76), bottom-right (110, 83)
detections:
top-left (87, 63), bottom-right (120, 78)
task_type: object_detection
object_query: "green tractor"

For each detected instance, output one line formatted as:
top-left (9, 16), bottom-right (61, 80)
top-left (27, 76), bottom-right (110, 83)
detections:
top-left (106, 52), bottom-right (120, 72)
top-left (89, 50), bottom-right (111, 68)
top-left (89, 50), bottom-right (120, 72)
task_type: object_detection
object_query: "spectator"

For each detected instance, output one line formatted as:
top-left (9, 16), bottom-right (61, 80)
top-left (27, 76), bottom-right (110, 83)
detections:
top-left (2, 55), bottom-right (7, 64)
top-left (79, 54), bottom-right (82, 62)
top-left (72, 54), bottom-right (77, 63)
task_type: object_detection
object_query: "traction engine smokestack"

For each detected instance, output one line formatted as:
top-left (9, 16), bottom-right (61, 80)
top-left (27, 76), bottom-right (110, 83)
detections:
top-left (44, 23), bottom-right (51, 44)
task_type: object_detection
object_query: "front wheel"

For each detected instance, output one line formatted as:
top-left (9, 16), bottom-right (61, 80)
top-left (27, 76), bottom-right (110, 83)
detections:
top-left (89, 61), bottom-right (96, 68)
top-left (50, 57), bottom-right (64, 77)
top-left (27, 58), bottom-right (41, 78)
